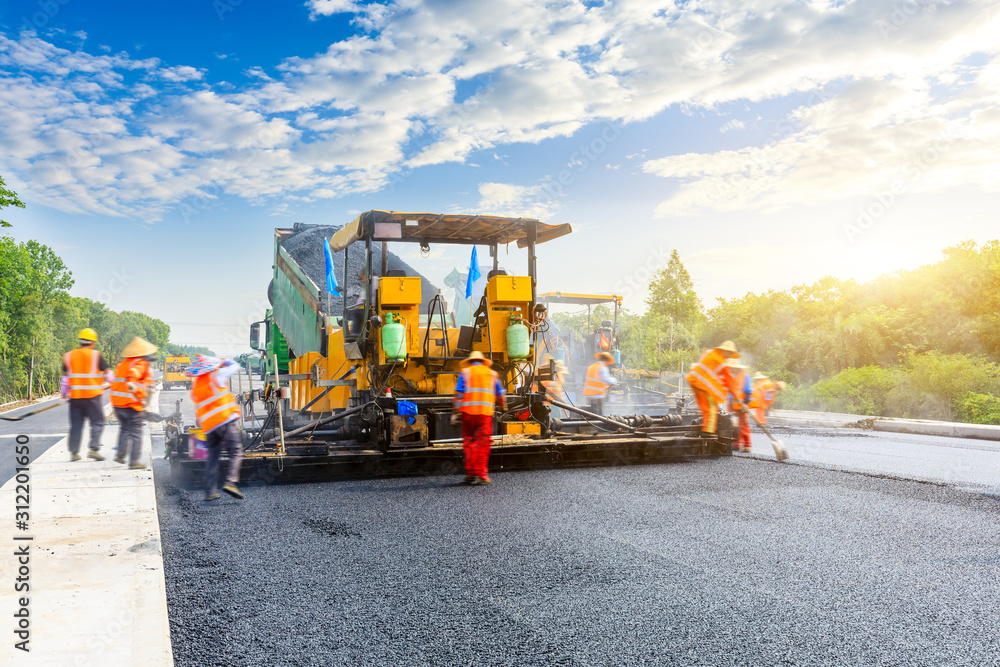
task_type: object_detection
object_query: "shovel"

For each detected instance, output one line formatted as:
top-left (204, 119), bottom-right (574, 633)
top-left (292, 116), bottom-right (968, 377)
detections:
top-left (744, 408), bottom-right (788, 461)
top-left (0, 400), bottom-right (65, 422)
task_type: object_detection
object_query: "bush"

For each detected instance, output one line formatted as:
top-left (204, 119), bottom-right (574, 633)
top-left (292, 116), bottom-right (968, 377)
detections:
top-left (899, 352), bottom-right (1000, 421)
top-left (885, 382), bottom-right (950, 420)
top-left (954, 392), bottom-right (1000, 425)
top-left (795, 365), bottom-right (899, 416)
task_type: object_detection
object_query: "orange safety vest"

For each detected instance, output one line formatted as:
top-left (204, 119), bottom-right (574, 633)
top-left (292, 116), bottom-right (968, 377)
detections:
top-left (533, 376), bottom-right (565, 405)
top-left (583, 362), bottom-right (611, 397)
top-left (728, 370), bottom-right (749, 410)
top-left (750, 379), bottom-right (776, 409)
top-left (456, 364), bottom-right (500, 416)
top-left (63, 347), bottom-right (105, 399)
top-left (685, 349), bottom-right (736, 402)
top-left (191, 372), bottom-right (239, 433)
top-left (110, 358), bottom-right (151, 410)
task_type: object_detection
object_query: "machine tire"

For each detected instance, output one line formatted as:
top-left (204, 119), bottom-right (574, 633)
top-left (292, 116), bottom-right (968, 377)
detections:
top-left (267, 279), bottom-right (274, 306)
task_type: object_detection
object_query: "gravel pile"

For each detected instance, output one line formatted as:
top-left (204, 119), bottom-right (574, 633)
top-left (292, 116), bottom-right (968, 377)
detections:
top-left (281, 223), bottom-right (440, 315)
top-left (154, 454), bottom-right (1000, 666)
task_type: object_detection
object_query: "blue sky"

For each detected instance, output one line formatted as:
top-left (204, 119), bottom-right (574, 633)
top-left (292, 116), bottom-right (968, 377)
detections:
top-left (2, 0), bottom-right (999, 354)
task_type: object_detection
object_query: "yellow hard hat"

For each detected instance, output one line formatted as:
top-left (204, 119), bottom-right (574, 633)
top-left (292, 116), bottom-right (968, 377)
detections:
top-left (121, 337), bottom-right (158, 358)
top-left (78, 328), bottom-right (98, 342)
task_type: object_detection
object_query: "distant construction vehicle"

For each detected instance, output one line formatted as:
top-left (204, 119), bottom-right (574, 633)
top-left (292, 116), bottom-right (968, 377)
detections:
top-left (538, 292), bottom-right (690, 413)
top-left (167, 212), bottom-right (735, 482)
top-left (163, 354), bottom-right (191, 390)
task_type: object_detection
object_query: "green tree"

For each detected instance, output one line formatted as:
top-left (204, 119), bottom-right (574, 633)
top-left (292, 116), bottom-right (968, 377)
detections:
top-left (0, 235), bottom-right (173, 401)
top-left (646, 250), bottom-right (703, 330)
top-left (0, 174), bottom-right (25, 228)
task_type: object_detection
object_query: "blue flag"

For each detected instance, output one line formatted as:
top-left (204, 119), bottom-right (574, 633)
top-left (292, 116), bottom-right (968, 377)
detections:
top-left (324, 238), bottom-right (338, 295)
top-left (465, 246), bottom-right (481, 299)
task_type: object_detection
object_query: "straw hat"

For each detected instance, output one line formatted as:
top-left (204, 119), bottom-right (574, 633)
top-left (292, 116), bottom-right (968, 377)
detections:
top-left (715, 340), bottom-right (739, 354)
top-left (461, 351), bottom-right (492, 367)
top-left (121, 337), bottom-right (158, 358)
top-left (595, 352), bottom-right (615, 364)
top-left (776, 381), bottom-right (788, 391)
top-left (186, 354), bottom-right (223, 377)
top-left (553, 360), bottom-right (568, 373)
top-left (752, 372), bottom-right (768, 380)
top-left (730, 361), bottom-right (747, 370)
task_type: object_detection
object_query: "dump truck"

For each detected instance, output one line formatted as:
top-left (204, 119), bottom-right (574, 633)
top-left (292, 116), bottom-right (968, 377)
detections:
top-left (168, 212), bottom-right (735, 483)
top-left (163, 355), bottom-right (191, 390)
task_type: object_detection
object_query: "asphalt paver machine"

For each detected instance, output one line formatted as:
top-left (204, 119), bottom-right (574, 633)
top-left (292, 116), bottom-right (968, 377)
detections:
top-left (169, 211), bottom-right (734, 483)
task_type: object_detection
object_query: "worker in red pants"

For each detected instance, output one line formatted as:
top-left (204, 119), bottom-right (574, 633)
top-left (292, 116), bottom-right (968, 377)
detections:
top-left (727, 362), bottom-right (753, 451)
top-left (453, 351), bottom-right (506, 485)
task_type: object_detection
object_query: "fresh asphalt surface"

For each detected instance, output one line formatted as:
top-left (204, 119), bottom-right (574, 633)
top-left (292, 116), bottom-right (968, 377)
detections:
top-left (153, 394), bottom-right (1000, 666)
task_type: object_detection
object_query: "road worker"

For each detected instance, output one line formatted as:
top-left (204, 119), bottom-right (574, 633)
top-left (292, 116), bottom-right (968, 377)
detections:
top-left (186, 354), bottom-right (244, 501)
top-left (62, 328), bottom-right (112, 461)
top-left (110, 337), bottom-right (157, 469)
top-left (533, 357), bottom-right (568, 418)
top-left (453, 351), bottom-right (506, 485)
top-left (727, 362), bottom-right (753, 451)
top-left (543, 360), bottom-right (568, 418)
top-left (685, 341), bottom-right (743, 436)
top-left (750, 373), bottom-right (784, 424)
top-left (583, 352), bottom-right (617, 416)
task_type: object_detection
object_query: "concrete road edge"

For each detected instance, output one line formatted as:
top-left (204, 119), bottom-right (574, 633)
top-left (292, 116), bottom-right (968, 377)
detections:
top-left (0, 386), bottom-right (173, 665)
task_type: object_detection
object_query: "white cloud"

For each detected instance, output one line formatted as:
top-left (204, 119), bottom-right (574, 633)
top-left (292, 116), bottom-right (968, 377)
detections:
top-left (1, 0), bottom-right (999, 222)
top-left (719, 119), bottom-right (745, 133)
top-left (476, 181), bottom-right (558, 219)
top-left (306, 0), bottom-right (364, 17)
top-left (160, 65), bottom-right (204, 82)
top-left (644, 72), bottom-right (1000, 217)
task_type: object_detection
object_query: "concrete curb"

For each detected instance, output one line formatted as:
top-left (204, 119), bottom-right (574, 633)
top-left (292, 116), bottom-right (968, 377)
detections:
top-left (0, 394), bottom-right (62, 416)
top-left (769, 409), bottom-right (1000, 442)
top-left (0, 387), bottom-right (173, 665)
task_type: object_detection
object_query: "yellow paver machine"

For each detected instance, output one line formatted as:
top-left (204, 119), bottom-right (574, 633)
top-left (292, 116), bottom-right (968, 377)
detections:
top-left (168, 211), bottom-right (734, 483)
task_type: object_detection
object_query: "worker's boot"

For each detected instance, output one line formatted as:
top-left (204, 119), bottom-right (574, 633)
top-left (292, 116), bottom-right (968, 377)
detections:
top-left (88, 450), bottom-right (105, 461)
top-left (222, 483), bottom-right (244, 499)
top-left (205, 493), bottom-right (221, 502)
top-left (114, 456), bottom-right (126, 464)
top-left (129, 462), bottom-right (146, 470)
top-left (478, 476), bottom-right (491, 485)
top-left (70, 453), bottom-right (81, 462)
top-left (462, 475), bottom-right (475, 484)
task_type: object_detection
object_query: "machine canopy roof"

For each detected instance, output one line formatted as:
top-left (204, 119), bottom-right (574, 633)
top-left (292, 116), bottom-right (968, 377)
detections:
top-left (538, 292), bottom-right (623, 306)
top-left (329, 210), bottom-right (572, 252)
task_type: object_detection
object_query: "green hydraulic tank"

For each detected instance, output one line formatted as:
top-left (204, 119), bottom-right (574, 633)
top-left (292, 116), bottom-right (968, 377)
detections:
top-left (381, 313), bottom-right (407, 362)
top-left (506, 316), bottom-right (530, 360)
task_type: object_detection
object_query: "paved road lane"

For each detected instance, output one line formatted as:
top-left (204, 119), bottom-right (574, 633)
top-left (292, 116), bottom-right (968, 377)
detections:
top-left (747, 426), bottom-right (1000, 490)
top-left (155, 456), bottom-right (1000, 666)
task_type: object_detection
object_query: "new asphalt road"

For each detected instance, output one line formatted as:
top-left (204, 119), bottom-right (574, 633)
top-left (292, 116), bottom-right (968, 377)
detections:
top-left (153, 398), bottom-right (1000, 666)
